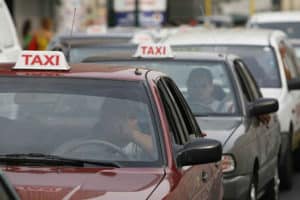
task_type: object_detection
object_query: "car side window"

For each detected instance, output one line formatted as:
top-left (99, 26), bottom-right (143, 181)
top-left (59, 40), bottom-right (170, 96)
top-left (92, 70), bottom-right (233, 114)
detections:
top-left (164, 78), bottom-right (202, 140)
top-left (279, 40), bottom-right (294, 80)
top-left (237, 60), bottom-right (262, 100)
top-left (157, 79), bottom-right (186, 145)
top-left (234, 61), bottom-right (254, 103)
top-left (284, 46), bottom-right (299, 78)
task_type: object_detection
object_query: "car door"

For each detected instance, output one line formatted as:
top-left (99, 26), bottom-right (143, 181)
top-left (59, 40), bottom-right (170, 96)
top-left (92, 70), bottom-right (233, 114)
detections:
top-left (157, 77), bottom-right (222, 200)
top-left (234, 60), bottom-right (272, 188)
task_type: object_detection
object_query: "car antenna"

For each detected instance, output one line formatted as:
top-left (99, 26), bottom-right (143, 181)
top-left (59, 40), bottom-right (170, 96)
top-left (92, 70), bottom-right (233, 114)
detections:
top-left (67, 7), bottom-right (77, 61)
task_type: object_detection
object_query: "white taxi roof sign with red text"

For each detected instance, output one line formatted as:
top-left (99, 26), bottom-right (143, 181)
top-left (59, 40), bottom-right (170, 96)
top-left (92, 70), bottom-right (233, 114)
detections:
top-left (133, 44), bottom-right (174, 58)
top-left (14, 51), bottom-right (70, 71)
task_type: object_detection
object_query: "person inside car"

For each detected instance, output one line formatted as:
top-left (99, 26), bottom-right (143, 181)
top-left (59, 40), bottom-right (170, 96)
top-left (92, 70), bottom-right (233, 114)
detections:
top-left (187, 68), bottom-right (234, 113)
top-left (94, 99), bottom-right (155, 161)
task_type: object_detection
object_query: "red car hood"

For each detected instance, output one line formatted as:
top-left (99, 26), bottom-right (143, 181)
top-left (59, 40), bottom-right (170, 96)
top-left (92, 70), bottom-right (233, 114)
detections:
top-left (1, 166), bottom-right (165, 200)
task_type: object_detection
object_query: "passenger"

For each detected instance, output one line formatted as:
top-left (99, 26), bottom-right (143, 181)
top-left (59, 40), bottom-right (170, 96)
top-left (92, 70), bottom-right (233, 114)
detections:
top-left (187, 68), bottom-right (234, 113)
top-left (187, 68), bottom-right (222, 112)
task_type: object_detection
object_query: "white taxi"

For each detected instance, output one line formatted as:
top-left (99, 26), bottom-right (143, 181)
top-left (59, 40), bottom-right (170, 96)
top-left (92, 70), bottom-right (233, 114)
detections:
top-left (163, 28), bottom-right (300, 189)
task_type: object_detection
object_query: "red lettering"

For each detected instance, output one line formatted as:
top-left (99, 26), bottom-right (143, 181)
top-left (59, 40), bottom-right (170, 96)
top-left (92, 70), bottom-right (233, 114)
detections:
top-left (147, 47), bottom-right (154, 55)
top-left (44, 55), bottom-right (56, 65)
top-left (31, 55), bottom-right (43, 65)
top-left (141, 46), bottom-right (148, 55)
top-left (55, 56), bottom-right (59, 65)
top-left (155, 47), bottom-right (162, 55)
top-left (162, 47), bottom-right (166, 54)
top-left (22, 54), bottom-right (32, 65)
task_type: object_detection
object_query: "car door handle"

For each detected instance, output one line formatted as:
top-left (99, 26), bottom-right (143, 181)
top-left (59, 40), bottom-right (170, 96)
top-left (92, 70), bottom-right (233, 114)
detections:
top-left (202, 171), bottom-right (209, 182)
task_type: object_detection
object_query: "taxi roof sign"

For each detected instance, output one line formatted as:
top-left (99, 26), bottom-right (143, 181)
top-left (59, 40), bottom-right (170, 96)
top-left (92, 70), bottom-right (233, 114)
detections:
top-left (133, 44), bottom-right (174, 58)
top-left (13, 51), bottom-right (70, 71)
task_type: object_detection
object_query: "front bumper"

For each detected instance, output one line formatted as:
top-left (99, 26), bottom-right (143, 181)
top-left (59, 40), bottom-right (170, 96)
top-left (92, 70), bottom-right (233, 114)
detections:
top-left (223, 174), bottom-right (251, 200)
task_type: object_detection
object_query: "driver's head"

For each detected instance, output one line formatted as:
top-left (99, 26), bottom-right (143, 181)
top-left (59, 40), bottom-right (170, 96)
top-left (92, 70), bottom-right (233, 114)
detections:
top-left (97, 99), bottom-right (144, 145)
top-left (187, 68), bottom-right (214, 102)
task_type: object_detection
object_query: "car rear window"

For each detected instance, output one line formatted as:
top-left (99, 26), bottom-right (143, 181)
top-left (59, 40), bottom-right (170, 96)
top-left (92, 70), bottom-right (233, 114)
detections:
top-left (0, 77), bottom-right (160, 167)
top-left (173, 45), bottom-right (281, 88)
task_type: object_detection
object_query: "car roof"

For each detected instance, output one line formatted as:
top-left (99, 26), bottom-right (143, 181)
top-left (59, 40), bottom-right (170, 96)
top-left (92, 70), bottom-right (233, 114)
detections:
top-left (0, 63), bottom-right (163, 82)
top-left (163, 28), bottom-right (285, 46)
top-left (81, 49), bottom-right (237, 64)
top-left (249, 11), bottom-right (300, 23)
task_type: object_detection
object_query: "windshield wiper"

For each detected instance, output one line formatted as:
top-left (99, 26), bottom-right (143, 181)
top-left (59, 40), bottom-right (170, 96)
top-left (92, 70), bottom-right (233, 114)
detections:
top-left (0, 153), bottom-right (120, 168)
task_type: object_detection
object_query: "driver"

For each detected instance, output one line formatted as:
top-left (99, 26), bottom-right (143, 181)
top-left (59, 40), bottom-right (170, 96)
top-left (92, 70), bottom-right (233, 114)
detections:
top-left (187, 68), bottom-right (222, 112)
top-left (95, 99), bottom-right (155, 160)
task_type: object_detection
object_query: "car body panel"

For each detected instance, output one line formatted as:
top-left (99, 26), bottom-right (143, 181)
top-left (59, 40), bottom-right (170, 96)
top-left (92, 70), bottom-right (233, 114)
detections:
top-left (195, 117), bottom-right (241, 146)
top-left (3, 167), bottom-right (165, 200)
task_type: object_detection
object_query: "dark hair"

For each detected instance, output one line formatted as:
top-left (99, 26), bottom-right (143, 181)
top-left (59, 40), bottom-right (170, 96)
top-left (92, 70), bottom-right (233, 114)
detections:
top-left (187, 68), bottom-right (213, 86)
top-left (22, 19), bottom-right (31, 38)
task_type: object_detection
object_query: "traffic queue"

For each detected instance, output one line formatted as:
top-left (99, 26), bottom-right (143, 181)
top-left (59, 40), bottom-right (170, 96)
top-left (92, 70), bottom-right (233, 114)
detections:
top-left (2, 0), bottom-right (300, 199)
top-left (47, 28), bottom-right (300, 200)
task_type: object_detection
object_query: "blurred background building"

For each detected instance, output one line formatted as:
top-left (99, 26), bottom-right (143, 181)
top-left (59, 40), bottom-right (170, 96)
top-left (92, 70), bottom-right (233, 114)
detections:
top-left (3, 0), bottom-right (299, 35)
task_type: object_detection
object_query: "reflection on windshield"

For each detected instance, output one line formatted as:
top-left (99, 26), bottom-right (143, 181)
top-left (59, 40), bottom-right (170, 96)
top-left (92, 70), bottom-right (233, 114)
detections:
top-left (99, 61), bottom-right (240, 116)
top-left (0, 77), bottom-right (158, 166)
top-left (174, 45), bottom-right (281, 88)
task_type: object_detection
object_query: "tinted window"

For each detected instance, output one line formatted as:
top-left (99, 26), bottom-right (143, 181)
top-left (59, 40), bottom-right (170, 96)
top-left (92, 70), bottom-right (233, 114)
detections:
top-left (174, 45), bottom-right (281, 88)
top-left (100, 61), bottom-right (240, 116)
top-left (0, 77), bottom-right (160, 166)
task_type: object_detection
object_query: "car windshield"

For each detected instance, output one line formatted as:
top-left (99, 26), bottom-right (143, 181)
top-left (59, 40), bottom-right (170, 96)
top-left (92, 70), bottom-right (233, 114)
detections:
top-left (173, 45), bottom-right (281, 88)
top-left (69, 45), bottom-right (137, 63)
top-left (0, 77), bottom-right (160, 167)
top-left (97, 60), bottom-right (240, 116)
top-left (252, 22), bottom-right (300, 39)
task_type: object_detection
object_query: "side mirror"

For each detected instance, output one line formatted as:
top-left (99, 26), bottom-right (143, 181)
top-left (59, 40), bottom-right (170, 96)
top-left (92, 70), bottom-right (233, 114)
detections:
top-left (288, 78), bottom-right (300, 90)
top-left (176, 138), bottom-right (222, 167)
top-left (248, 98), bottom-right (278, 116)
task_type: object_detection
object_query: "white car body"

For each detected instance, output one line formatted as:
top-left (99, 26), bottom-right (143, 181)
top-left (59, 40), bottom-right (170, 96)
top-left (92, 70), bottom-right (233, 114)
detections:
top-left (248, 11), bottom-right (300, 25)
top-left (0, 0), bottom-right (21, 62)
top-left (163, 28), bottom-right (300, 151)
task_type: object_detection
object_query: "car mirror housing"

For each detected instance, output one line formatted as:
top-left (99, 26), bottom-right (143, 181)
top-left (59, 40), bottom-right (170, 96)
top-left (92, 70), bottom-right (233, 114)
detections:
top-left (176, 138), bottom-right (222, 167)
top-left (288, 78), bottom-right (300, 90)
top-left (248, 98), bottom-right (278, 116)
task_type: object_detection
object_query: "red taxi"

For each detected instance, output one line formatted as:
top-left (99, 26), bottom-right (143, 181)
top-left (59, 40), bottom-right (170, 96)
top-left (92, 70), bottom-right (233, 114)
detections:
top-left (0, 51), bottom-right (223, 199)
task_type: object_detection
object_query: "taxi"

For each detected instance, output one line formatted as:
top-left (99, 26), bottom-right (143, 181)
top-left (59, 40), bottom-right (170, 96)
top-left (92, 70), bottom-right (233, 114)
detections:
top-left (163, 28), bottom-right (300, 190)
top-left (83, 44), bottom-right (281, 200)
top-left (0, 51), bottom-right (223, 200)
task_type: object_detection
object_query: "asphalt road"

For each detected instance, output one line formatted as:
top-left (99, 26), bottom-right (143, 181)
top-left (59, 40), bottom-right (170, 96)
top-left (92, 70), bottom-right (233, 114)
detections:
top-left (280, 172), bottom-right (300, 199)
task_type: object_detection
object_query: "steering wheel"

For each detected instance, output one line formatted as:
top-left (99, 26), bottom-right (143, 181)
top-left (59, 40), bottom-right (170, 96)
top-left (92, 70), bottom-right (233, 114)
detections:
top-left (52, 139), bottom-right (130, 159)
